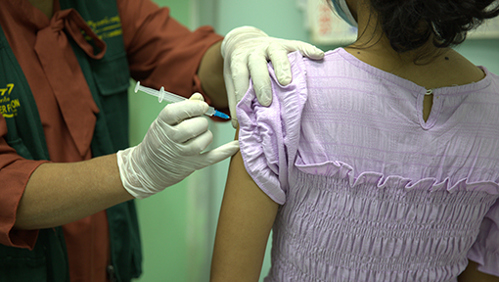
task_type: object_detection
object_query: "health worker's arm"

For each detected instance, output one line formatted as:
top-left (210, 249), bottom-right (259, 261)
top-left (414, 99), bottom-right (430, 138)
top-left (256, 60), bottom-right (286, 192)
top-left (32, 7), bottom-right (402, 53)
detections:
top-left (197, 41), bottom-right (227, 110)
top-left (210, 136), bottom-right (279, 282)
top-left (119, 0), bottom-right (323, 122)
top-left (119, 0), bottom-right (224, 106)
top-left (15, 155), bottom-right (133, 230)
top-left (15, 96), bottom-right (238, 230)
top-left (458, 260), bottom-right (499, 281)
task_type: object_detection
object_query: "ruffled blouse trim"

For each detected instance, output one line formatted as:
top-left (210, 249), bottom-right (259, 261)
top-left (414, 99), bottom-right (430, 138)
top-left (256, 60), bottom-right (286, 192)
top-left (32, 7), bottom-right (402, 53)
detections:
top-left (237, 51), bottom-right (310, 205)
top-left (296, 161), bottom-right (499, 195)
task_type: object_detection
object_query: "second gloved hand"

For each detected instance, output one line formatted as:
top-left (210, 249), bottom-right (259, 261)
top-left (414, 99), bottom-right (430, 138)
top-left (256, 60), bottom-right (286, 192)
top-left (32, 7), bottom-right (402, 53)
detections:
top-left (117, 94), bottom-right (240, 199)
top-left (221, 26), bottom-right (324, 128)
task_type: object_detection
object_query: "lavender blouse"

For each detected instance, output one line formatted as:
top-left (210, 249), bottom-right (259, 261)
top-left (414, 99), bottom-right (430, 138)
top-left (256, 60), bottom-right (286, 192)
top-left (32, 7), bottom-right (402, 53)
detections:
top-left (237, 48), bottom-right (499, 281)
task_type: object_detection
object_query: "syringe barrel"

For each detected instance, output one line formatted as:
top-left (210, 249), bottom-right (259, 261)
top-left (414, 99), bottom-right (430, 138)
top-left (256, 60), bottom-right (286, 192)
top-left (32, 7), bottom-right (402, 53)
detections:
top-left (159, 87), bottom-right (185, 103)
top-left (135, 81), bottom-right (229, 119)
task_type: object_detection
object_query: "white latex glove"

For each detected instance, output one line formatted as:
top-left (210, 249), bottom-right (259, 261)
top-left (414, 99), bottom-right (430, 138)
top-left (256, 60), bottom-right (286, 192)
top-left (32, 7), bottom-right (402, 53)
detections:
top-left (221, 26), bottom-right (324, 127)
top-left (117, 93), bottom-right (240, 199)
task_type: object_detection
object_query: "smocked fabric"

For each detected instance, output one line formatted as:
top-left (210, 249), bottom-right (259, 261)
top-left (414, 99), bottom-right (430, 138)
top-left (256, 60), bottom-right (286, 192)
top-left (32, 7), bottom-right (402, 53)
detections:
top-left (237, 48), bottom-right (499, 281)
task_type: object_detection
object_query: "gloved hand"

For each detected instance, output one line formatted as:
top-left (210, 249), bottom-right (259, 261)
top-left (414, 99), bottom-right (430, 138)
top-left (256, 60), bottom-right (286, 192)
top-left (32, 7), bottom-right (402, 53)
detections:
top-left (117, 93), bottom-right (240, 199)
top-left (221, 26), bottom-right (324, 127)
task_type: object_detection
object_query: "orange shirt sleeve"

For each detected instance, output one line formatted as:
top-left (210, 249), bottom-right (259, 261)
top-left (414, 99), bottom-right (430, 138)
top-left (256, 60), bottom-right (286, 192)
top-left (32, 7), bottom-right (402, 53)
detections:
top-left (118, 0), bottom-right (223, 104)
top-left (0, 116), bottom-right (46, 249)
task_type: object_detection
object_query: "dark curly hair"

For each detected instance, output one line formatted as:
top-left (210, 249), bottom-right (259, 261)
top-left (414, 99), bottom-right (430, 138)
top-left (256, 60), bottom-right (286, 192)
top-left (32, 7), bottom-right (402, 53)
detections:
top-left (369, 0), bottom-right (499, 52)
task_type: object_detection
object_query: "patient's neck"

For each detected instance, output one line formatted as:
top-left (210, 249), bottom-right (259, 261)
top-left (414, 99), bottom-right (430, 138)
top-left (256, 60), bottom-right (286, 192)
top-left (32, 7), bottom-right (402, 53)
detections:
top-left (343, 1), bottom-right (484, 90)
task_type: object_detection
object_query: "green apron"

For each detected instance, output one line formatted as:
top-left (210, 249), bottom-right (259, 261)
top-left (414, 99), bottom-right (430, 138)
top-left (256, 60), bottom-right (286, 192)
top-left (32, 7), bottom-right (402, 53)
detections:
top-left (0, 0), bottom-right (142, 281)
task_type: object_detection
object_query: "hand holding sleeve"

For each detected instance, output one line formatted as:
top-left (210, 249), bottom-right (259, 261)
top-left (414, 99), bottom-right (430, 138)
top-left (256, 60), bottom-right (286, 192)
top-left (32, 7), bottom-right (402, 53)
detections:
top-left (117, 94), bottom-right (240, 199)
top-left (221, 26), bottom-right (324, 127)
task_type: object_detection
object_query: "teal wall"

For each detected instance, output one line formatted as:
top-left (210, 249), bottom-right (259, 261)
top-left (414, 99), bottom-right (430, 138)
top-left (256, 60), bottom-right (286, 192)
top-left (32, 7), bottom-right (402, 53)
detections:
top-left (130, 1), bottom-right (192, 282)
top-left (130, 0), bottom-right (499, 282)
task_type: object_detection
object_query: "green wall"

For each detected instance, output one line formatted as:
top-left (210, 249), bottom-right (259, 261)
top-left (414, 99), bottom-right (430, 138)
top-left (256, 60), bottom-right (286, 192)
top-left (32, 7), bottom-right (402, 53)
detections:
top-left (130, 0), bottom-right (192, 281)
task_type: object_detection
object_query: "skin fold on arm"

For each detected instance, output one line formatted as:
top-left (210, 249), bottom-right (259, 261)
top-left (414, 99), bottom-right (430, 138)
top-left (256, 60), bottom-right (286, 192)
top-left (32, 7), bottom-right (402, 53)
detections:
top-left (211, 133), bottom-right (279, 282)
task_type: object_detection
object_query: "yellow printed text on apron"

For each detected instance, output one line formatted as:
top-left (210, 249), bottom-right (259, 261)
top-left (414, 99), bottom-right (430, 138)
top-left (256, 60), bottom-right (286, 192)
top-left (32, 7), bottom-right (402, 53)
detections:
top-left (0, 83), bottom-right (20, 118)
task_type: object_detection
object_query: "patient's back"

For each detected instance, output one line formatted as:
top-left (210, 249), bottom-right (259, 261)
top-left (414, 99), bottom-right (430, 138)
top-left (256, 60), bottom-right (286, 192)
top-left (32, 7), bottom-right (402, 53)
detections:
top-left (237, 49), bottom-right (499, 281)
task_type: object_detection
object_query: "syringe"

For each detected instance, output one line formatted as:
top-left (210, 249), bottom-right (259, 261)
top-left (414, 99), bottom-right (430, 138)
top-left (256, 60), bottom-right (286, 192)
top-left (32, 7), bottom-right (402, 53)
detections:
top-left (134, 81), bottom-right (230, 120)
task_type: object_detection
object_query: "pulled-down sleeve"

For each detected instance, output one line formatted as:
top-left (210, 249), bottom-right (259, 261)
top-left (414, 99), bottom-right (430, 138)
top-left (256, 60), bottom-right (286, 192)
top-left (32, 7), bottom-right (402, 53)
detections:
top-left (0, 117), bottom-right (47, 250)
top-left (467, 198), bottom-right (499, 276)
top-left (118, 0), bottom-right (223, 103)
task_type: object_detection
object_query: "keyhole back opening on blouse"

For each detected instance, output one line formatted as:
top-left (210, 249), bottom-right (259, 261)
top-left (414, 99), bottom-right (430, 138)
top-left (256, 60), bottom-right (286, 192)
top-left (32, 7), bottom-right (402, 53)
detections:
top-left (422, 89), bottom-right (434, 123)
